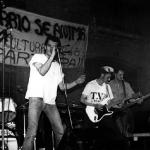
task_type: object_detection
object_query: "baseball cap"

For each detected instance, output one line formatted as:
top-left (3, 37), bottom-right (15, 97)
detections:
top-left (103, 66), bottom-right (114, 72)
top-left (100, 66), bottom-right (114, 74)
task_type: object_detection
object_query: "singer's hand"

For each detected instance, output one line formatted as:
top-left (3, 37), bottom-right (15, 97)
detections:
top-left (51, 46), bottom-right (56, 59)
top-left (75, 75), bottom-right (86, 84)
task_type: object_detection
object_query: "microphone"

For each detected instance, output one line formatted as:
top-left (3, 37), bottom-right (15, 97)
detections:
top-left (0, 26), bottom-right (12, 36)
top-left (59, 51), bottom-right (70, 54)
top-left (56, 44), bottom-right (71, 54)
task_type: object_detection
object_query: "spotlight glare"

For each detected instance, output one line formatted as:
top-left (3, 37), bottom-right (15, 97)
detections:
top-left (0, 0), bottom-right (7, 9)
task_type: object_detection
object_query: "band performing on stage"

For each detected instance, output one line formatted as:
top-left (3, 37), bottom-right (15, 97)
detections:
top-left (1, 1), bottom-right (150, 149)
top-left (0, 59), bottom-right (148, 150)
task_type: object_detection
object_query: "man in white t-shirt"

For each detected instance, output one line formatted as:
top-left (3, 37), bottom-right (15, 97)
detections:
top-left (80, 66), bottom-right (127, 143)
top-left (22, 35), bottom-right (85, 150)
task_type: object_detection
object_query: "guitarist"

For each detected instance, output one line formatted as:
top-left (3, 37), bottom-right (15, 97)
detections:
top-left (109, 68), bottom-right (143, 137)
top-left (80, 66), bottom-right (127, 142)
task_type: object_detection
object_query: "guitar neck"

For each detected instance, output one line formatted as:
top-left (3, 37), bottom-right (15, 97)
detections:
top-left (108, 97), bottom-right (132, 108)
top-left (120, 99), bottom-right (137, 111)
top-left (120, 93), bottom-right (150, 111)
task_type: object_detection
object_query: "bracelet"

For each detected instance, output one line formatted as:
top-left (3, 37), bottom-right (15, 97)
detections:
top-left (75, 80), bottom-right (78, 85)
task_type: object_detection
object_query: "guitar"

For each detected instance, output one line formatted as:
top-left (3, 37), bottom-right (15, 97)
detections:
top-left (112, 93), bottom-right (150, 120)
top-left (85, 96), bottom-right (134, 123)
top-left (86, 93), bottom-right (150, 123)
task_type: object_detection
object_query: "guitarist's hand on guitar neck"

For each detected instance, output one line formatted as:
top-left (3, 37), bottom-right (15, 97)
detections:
top-left (108, 92), bottom-right (143, 109)
top-left (132, 92), bottom-right (143, 99)
top-left (128, 92), bottom-right (143, 104)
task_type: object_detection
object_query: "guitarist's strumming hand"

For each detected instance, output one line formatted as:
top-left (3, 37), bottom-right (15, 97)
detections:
top-left (137, 92), bottom-right (144, 104)
top-left (108, 98), bottom-right (125, 109)
top-left (117, 101), bottom-right (124, 108)
top-left (94, 103), bottom-right (104, 111)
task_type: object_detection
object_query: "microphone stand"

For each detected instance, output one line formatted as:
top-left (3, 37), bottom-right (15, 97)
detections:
top-left (16, 86), bottom-right (27, 138)
top-left (56, 48), bottom-right (73, 129)
top-left (1, 30), bottom-right (9, 150)
top-left (22, 100), bottom-right (27, 138)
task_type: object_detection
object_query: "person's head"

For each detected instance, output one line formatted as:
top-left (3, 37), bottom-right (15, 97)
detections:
top-left (44, 35), bottom-right (61, 60)
top-left (115, 68), bottom-right (124, 81)
top-left (100, 66), bottom-right (114, 84)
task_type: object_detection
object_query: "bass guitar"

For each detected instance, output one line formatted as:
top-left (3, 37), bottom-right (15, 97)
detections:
top-left (112, 93), bottom-right (150, 120)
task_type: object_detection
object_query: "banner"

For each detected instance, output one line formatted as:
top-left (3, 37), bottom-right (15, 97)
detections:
top-left (0, 7), bottom-right (88, 68)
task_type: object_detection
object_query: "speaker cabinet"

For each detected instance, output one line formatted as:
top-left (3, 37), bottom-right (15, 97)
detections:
top-left (57, 128), bottom-right (129, 150)
top-left (0, 137), bottom-right (18, 150)
top-left (134, 111), bottom-right (150, 133)
top-left (129, 137), bottom-right (150, 150)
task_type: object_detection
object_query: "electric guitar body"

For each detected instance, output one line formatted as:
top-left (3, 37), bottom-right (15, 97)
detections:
top-left (86, 106), bottom-right (113, 123)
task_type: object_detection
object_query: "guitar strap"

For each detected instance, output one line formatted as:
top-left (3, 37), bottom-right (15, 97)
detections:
top-left (122, 80), bottom-right (126, 98)
top-left (106, 84), bottom-right (110, 98)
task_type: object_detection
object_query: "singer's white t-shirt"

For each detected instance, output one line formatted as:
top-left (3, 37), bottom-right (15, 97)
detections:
top-left (25, 54), bottom-right (64, 104)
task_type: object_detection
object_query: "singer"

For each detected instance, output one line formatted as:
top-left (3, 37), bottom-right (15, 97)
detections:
top-left (22, 34), bottom-right (85, 150)
top-left (109, 68), bottom-right (143, 137)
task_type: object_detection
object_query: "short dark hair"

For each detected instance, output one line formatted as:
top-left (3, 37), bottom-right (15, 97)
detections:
top-left (44, 35), bottom-right (61, 62)
top-left (114, 68), bottom-right (124, 74)
top-left (45, 35), bottom-right (61, 47)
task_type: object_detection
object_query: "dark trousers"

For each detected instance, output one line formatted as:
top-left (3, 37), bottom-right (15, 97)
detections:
top-left (82, 111), bottom-right (129, 149)
top-left (82, 110), bottom-right (127, 140)
top-left (114, 108), bottom-right (134, 136)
